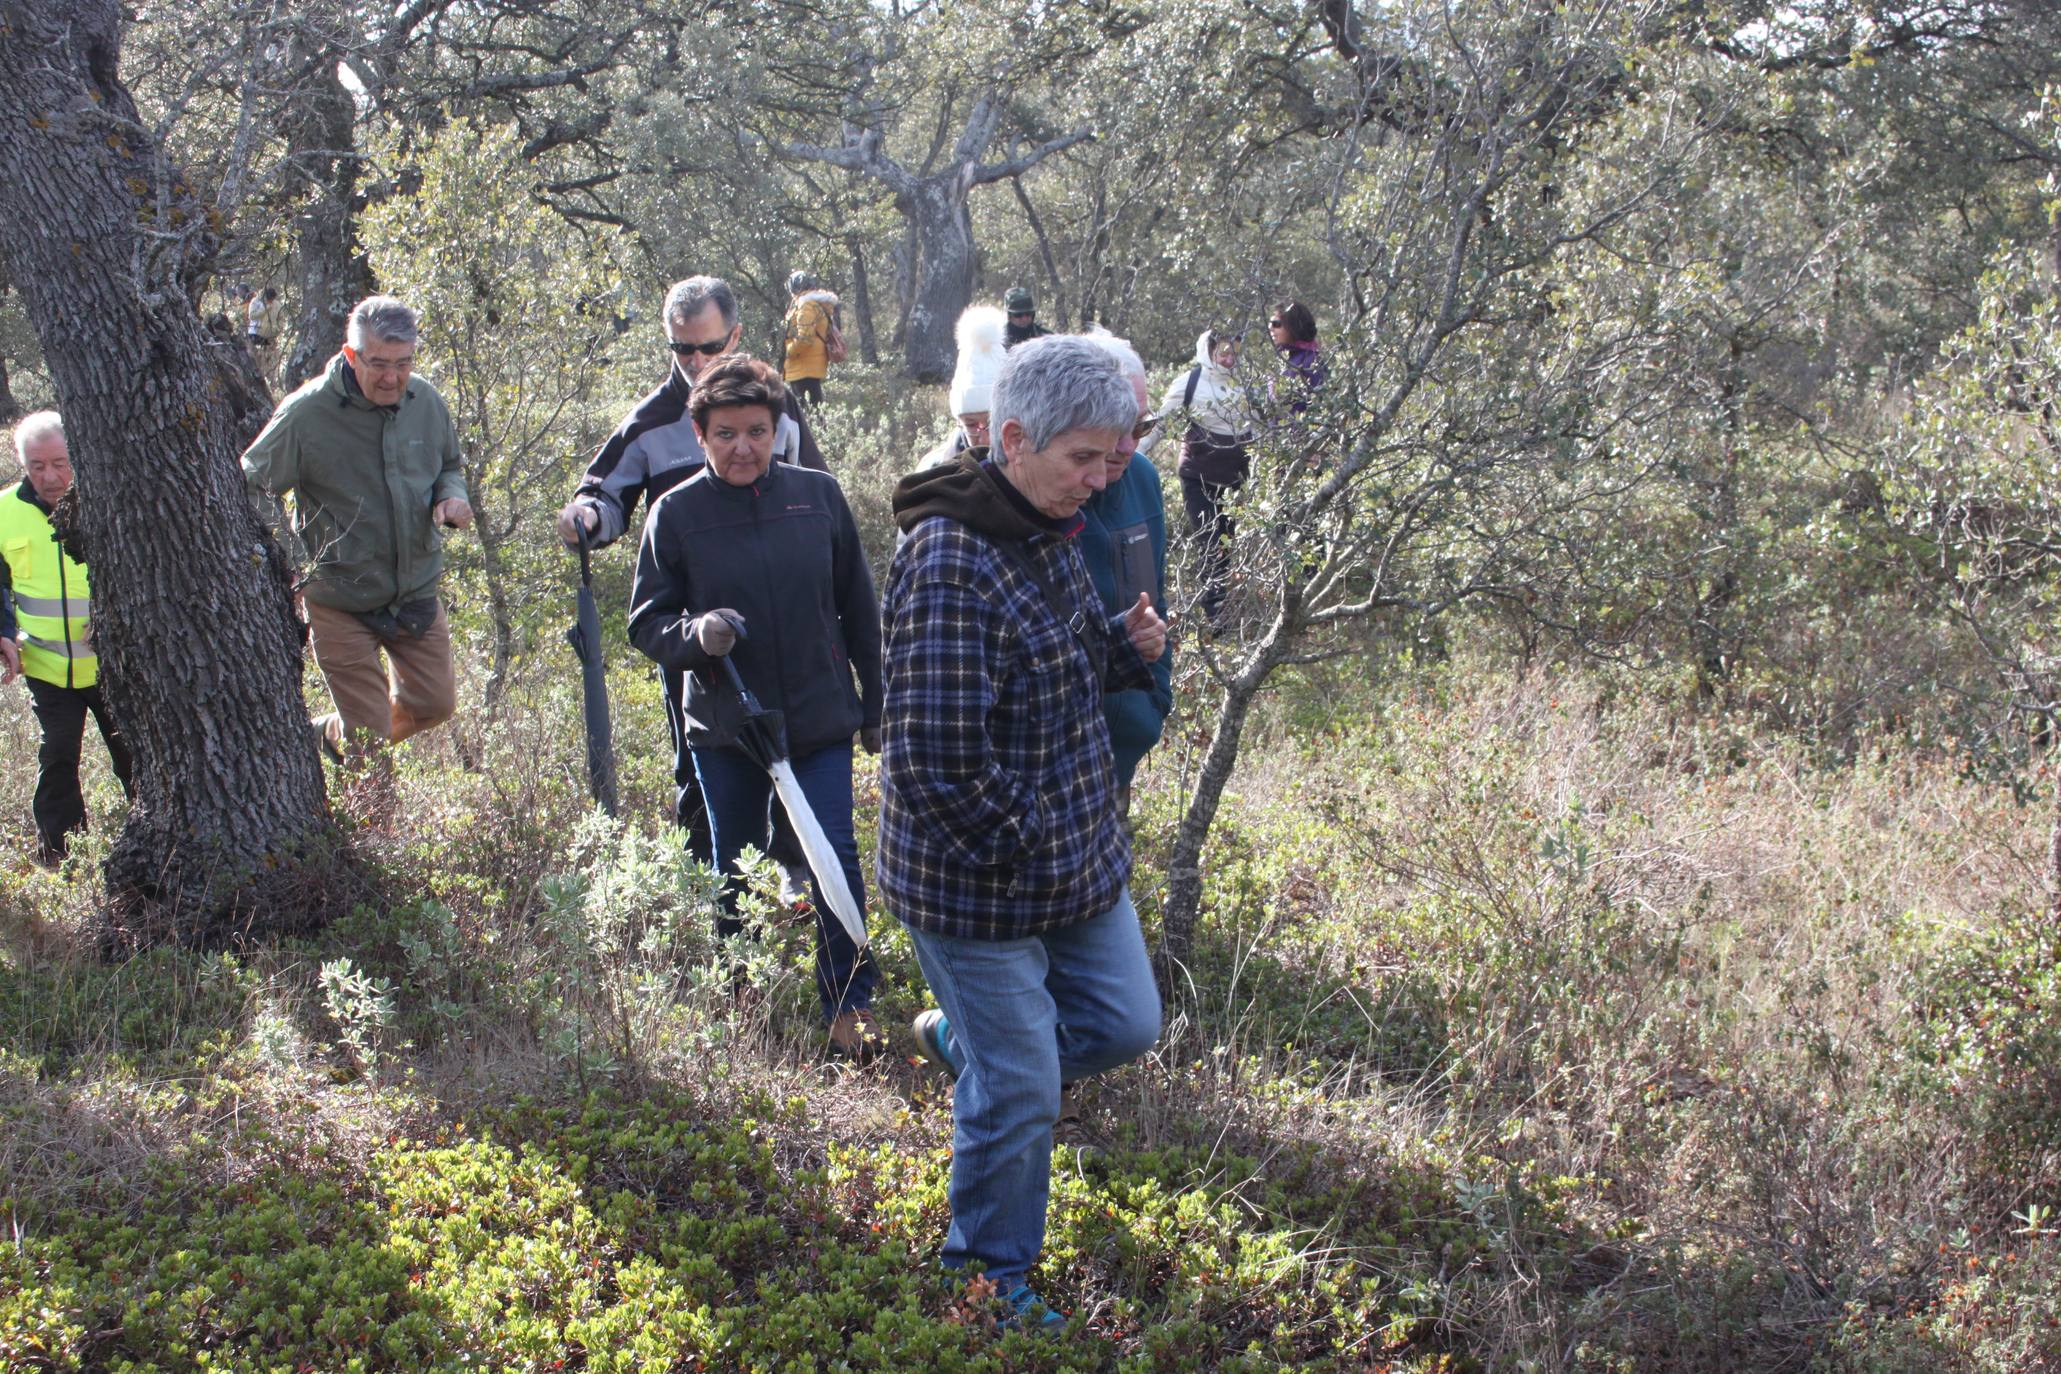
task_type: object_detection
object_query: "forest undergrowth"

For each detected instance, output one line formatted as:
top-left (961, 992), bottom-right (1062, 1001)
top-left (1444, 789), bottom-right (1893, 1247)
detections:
top-left (2, 653), bottom-right (2058, 1372)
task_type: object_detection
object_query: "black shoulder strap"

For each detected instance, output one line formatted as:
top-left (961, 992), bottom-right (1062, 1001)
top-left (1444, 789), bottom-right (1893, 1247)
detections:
top-left (989, 534), bottom-right (1111, 683)
top-left (992, 536), bottom-right (1087, 640)
top-left (1183, 365), bottom-right (1202, 410)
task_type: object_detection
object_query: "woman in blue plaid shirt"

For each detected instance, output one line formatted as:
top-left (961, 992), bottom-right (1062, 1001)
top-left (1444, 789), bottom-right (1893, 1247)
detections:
top-left (879, 335), bottom-right (1169, 1329)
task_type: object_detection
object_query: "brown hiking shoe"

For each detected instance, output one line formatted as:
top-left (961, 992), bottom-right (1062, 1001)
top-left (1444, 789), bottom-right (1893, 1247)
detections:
top-left (828, 1008), bottom-right (885, 1063)
top-left (1053, 1084), bottom-right (1089, 1146)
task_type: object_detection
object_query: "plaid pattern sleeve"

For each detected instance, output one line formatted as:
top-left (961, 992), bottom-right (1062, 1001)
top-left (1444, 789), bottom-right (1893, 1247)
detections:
top-left (877, 517), bottom-right (1134, 941)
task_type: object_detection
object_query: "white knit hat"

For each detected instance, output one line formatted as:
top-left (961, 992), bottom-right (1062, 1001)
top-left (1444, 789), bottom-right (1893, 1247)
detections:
top-left (949, 306), bottom-right (1007, 417)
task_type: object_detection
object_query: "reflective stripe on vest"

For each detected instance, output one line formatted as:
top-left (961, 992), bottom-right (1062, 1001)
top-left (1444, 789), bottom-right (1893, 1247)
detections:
top-left (22, 631), bottom-right (87, 658)
top-left (0, 489), bottom-right (96, 689)
top-left (11, 592), bottom-right (87, 618)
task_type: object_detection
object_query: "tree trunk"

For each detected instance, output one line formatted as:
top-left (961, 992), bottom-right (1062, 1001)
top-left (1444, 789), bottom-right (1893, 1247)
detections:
top-left (1011, 175), bottom-right (1069, 328)
top-left (2050, 760), bottom-right (2061, 928)
top-left (0, 0), bottom-right (331, 942)
top-left (846, 232), bottom-right (880, 365)
top-left (0, 274), bottom-right (20, 423)
top-left (903, 179), bottom-right (978, 383)
top-left (1693, 347), bottom-right (1745, 701)
top-left (889, 212), bottom-right (918, 353)
top-left (475, 513), bottom-right (517, 712)
top-left (1160, 647), bottom-right (1280, 969)
top-left (0, 344), bottom-right (18, 425)
top-left (280, 37), bottom-right (374, 390)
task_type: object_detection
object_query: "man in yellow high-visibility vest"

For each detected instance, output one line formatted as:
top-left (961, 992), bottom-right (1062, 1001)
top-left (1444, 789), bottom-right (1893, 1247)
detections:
top-left (0, 411), bottom-right (132, 865)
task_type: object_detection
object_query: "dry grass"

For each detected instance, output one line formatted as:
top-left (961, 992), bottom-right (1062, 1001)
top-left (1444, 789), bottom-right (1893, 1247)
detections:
top-left (3, 648), bottom-right (2057, 1369)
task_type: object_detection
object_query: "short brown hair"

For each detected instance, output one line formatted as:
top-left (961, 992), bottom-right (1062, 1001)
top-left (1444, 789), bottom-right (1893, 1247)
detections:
top-left (688, 354), bottom-right (787, 431)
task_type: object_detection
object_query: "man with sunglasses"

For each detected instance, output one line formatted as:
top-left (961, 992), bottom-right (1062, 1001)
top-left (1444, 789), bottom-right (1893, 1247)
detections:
top-left (556, 276), bottom-right (826, 861)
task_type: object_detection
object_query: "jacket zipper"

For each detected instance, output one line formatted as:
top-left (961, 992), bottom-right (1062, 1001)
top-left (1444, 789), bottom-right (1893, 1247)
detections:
top-left (382, 408), bottom-right (402, 611)
top-left (56, 532), bottom-right (73, 689)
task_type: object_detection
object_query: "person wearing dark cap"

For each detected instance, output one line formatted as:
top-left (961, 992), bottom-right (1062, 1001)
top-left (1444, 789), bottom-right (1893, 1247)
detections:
top-left (1002, 287), bottom-right (1050, 349)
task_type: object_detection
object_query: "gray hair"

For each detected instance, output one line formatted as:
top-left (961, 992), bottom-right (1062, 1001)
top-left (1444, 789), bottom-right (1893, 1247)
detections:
top-left (13, 410), bottom-right (63, 461)
top-left (1077, 326), bottom-right (1146, 384)
top-left (664, 276), bottom-right (737, 331)
top-left (992, 335), bottom-right (1138, 452)
top-left (346, 295), bottom-right (419, 350)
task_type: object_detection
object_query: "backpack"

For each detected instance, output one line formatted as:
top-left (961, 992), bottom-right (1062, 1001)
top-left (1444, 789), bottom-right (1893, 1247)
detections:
top-left (823, 303), bottom-right (849, 365)
top-left (1179, 365), bottom-right (1250, 485)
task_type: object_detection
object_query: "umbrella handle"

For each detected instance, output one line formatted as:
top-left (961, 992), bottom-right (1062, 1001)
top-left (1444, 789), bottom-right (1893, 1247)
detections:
top-left (573, 523), bottom-right (593, 584)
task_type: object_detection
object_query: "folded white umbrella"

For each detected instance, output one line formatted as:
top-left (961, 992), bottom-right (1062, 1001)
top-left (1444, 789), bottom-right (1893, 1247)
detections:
top-left (718, 658), bottom-right (867, 949)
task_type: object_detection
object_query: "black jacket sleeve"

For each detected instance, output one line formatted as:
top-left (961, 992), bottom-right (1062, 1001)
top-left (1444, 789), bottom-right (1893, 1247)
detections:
top-left (627, 500), bottom-right (721, 674)
top-left (0, 553), bottom-right (15, 642)
top-left (831, 486), bottom-right (882, 730)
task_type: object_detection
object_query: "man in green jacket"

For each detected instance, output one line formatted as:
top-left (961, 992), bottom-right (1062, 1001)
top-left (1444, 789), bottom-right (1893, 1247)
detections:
top-left (243, 295), bottom-right (472, 755)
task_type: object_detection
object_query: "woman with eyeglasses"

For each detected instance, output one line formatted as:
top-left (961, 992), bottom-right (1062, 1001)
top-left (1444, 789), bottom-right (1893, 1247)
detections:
top-left (629, 353), bottom-right (884, 1061)
top-left (918, 305), bottom-right (1006, 472)
top-left (1136, 328), bottom-right (1254, 622)
top-left (1077, 329), bottom-right (1173, 818)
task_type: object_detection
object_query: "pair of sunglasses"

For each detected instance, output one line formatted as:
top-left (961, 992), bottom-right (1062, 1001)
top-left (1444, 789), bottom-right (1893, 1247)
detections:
top-left (668, 338), bottom-right (729, 357)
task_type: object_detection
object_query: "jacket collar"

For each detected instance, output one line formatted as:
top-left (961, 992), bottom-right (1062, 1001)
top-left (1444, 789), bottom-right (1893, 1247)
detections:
top-left (698, 456), bottom-right (784, 499)
top-left (326, 351), bottom-right (416, 411)
top-left (664, 360), bottom-right (695, 406)
top-left (13, 479), bottom-right (52, 517)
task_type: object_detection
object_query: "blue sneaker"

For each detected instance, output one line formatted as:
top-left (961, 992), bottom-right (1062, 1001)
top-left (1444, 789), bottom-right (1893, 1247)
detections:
top-left (911, 1008), bottom-right (963, 1079)
top-left (1000, 1283), bottom-right (1067, 1331)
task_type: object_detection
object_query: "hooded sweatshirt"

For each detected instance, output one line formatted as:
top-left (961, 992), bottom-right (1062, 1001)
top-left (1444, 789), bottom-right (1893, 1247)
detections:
top-left (1136, 331), bottom-right (1253, 482)
top-left (877, 453), bottom-right (1153, 940)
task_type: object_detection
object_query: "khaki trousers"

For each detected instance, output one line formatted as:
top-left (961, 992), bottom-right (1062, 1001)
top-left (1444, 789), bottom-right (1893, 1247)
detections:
top-left (305, 599), bottom-right (457, 747)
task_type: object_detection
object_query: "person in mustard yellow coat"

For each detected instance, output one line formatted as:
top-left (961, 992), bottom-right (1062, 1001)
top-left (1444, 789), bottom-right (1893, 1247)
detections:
top-left (781, 271), bottom-right (842, 408)
top-left (0, 411), bottom-right (132, 865)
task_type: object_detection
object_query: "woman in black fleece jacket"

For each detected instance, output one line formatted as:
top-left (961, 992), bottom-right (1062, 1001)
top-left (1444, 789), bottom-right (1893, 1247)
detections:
top-left (627, 356), bottom-right (883, 1058)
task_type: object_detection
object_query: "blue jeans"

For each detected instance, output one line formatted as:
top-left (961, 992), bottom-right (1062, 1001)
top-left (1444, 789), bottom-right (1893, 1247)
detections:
top-left (692, 740), bottom-right (877, 1019)
top-left (904, 890), bottom-right (1161, 1288)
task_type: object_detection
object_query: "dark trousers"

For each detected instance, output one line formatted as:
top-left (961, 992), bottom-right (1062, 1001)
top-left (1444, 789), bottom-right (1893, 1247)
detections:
top-left (692, 739), bottom-right (877, 1019)
top-left (660, 669), bottom-right (802, 870)
top-left (25, 678), bottom-right (133, 859)
top-left (1180, 470), bottom-right (1241, 617)
top-left (790, 377), bottom-right (824, 408)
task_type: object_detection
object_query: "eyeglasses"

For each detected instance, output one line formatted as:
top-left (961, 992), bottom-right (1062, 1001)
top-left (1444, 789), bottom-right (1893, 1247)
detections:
top-left (358, 354), bottom-right (414, 374)
top-left (1132, 415), bottom-right (1159, 440)
top-left (1268, 318), bottom-right (1286, 329)
top-left (669, 338), bottom-right (729, 357)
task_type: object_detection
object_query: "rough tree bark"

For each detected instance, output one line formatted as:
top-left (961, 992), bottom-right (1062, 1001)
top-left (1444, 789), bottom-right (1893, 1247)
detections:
top-left (1010, 174), bottom-right (1070, 327)
top-left (845, 231), bottom-right (880, 364)
top-left (0, 0), bottom-right (330, 941)
top-left (789, 99), bottom-right (1089, 382)
top-left (0, 274), bottom-right (21, 423)
top-left (278, 24), bottom-right (376, 390)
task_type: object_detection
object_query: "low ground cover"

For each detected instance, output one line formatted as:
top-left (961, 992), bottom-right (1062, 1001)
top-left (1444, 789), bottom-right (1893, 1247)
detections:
top-left (3, 659), bottom-right (2057, 1370)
